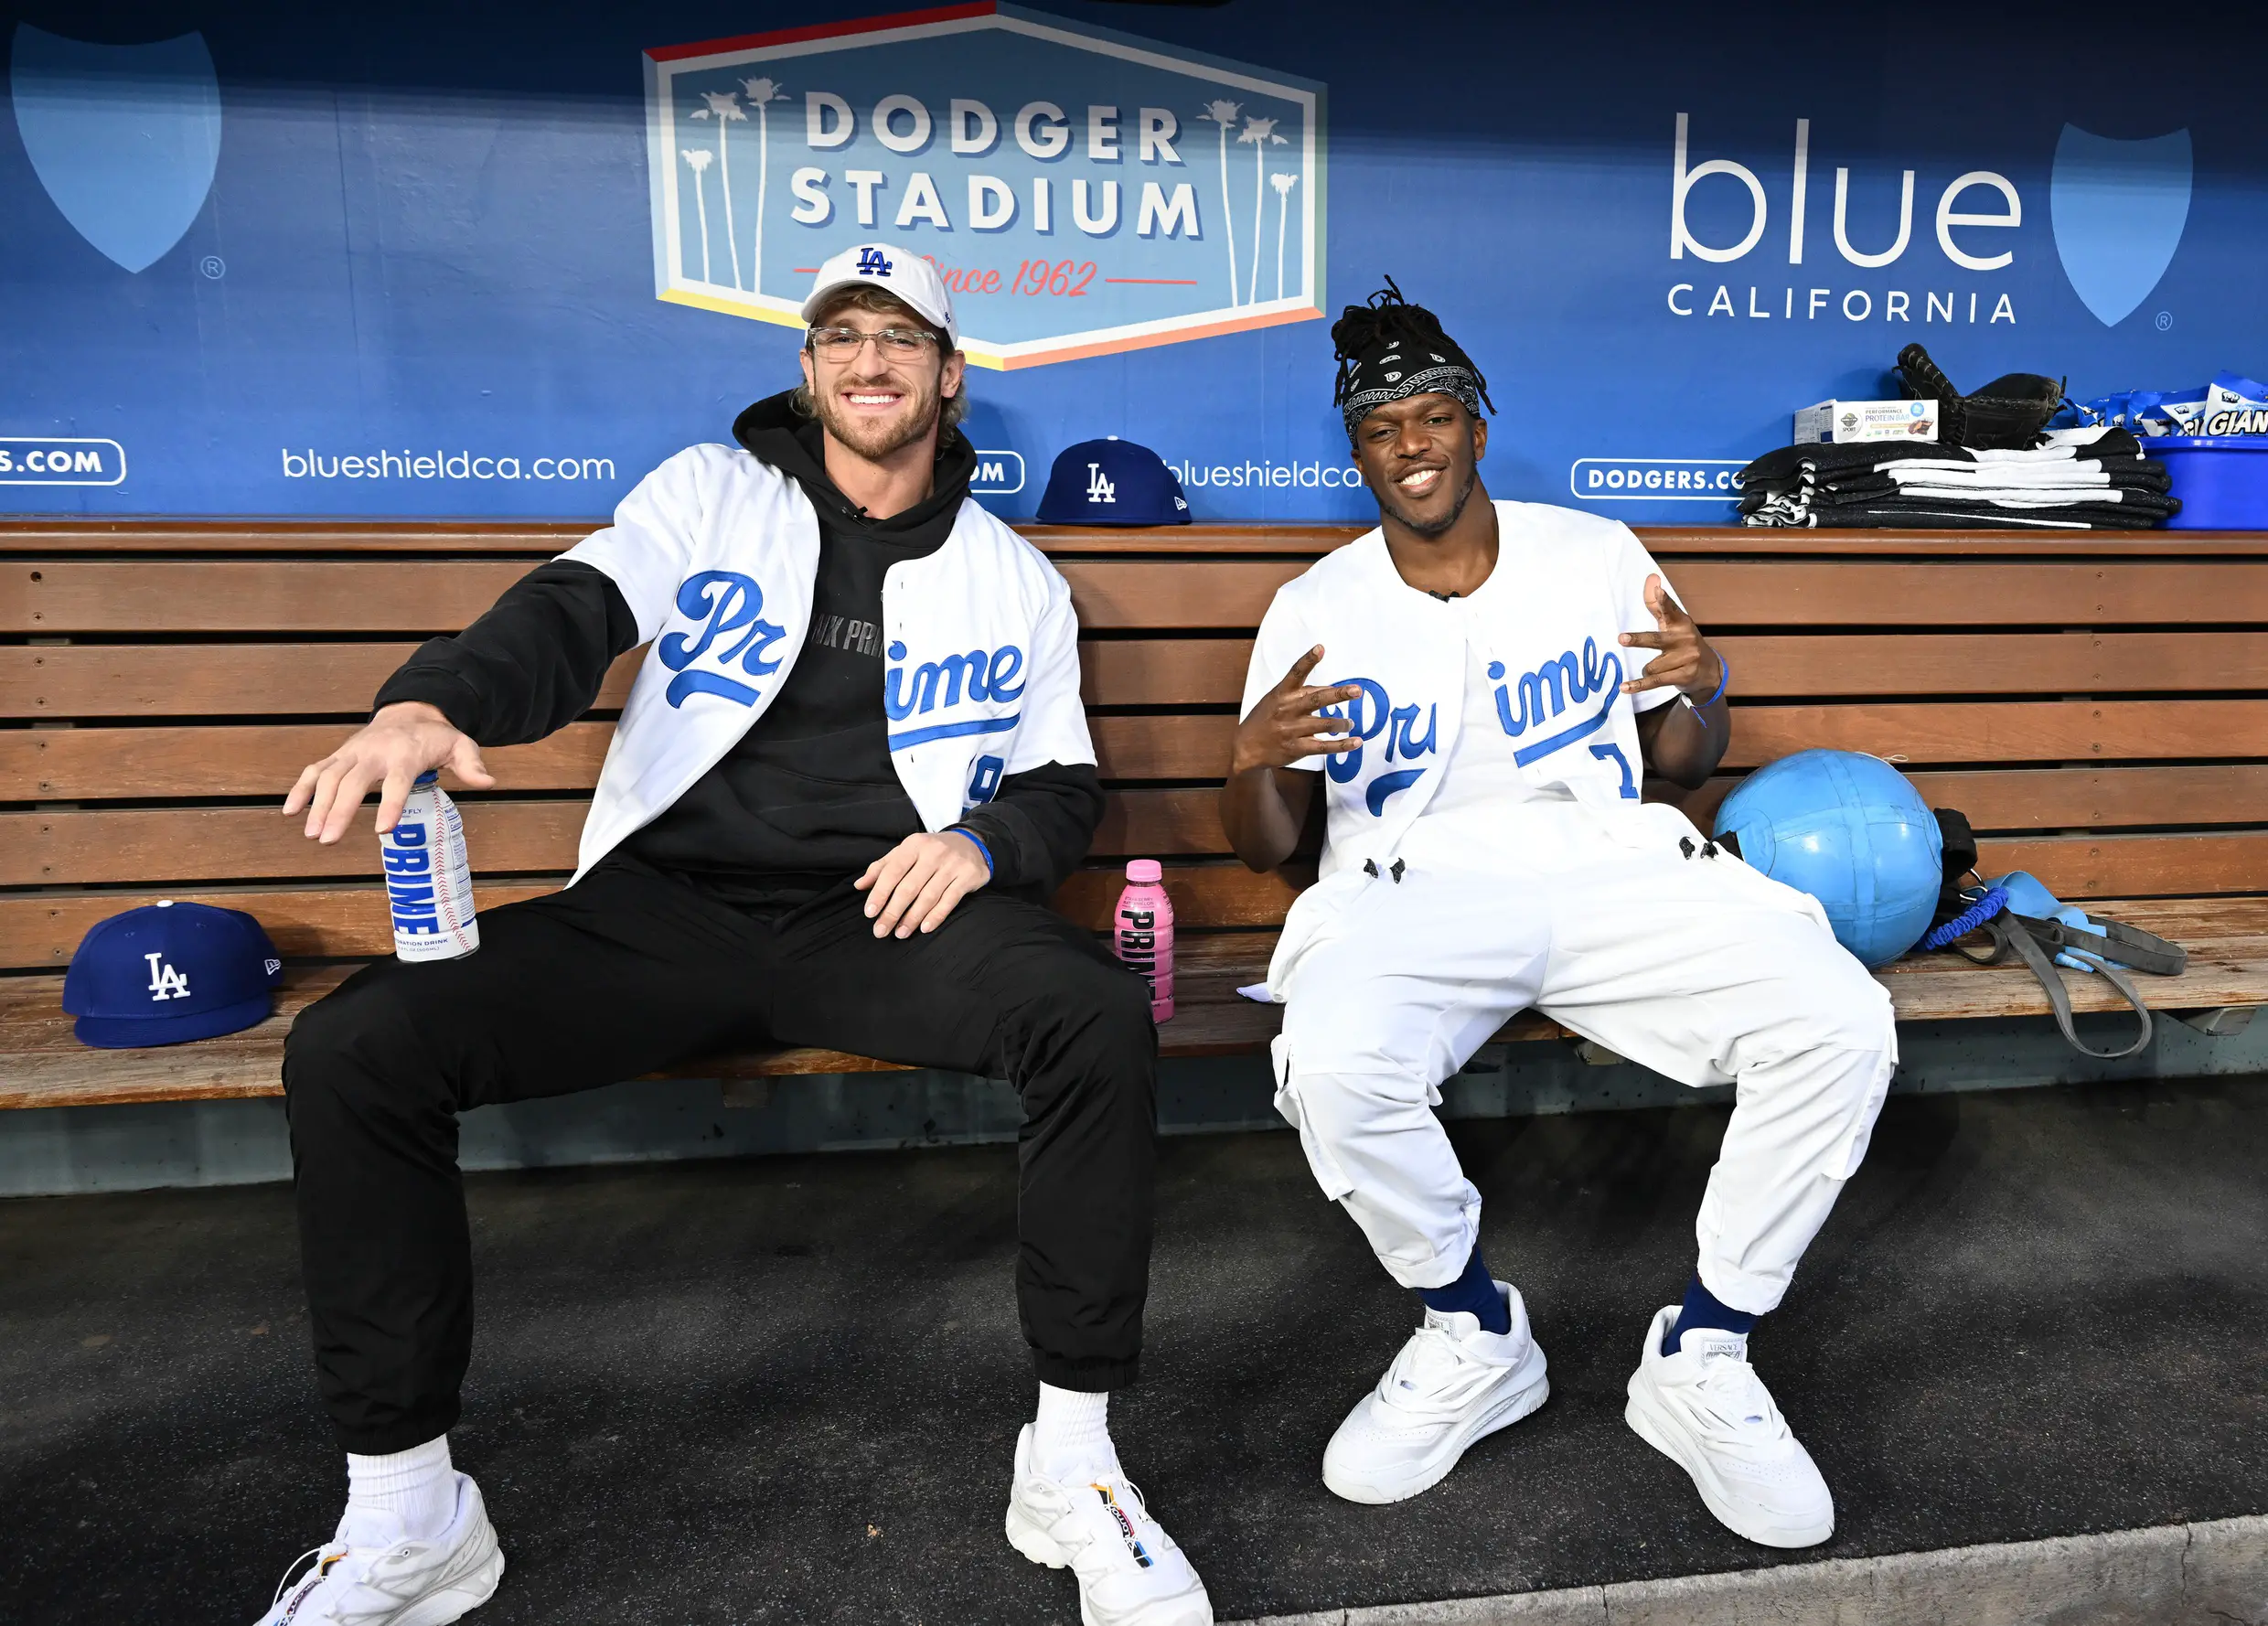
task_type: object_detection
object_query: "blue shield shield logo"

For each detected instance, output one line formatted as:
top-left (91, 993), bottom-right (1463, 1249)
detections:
top-left (2050, 123), bottom-right (2190, 327)
top-left (9, 25), bottom-right (221, 273)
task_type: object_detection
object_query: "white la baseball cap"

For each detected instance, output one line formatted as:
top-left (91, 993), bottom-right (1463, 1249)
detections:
top-left (800, 242), bottom-right (957, 347)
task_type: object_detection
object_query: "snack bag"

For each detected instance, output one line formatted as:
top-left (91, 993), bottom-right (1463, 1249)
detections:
top-left (2137, 386), bottom-right (2207, 436)
top-left (2198, 372), bottom-right (2268, 436)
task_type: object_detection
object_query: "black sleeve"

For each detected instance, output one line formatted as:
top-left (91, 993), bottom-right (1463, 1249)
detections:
top-left (951, 762), bottom-right (1105, 894)
top-left (372, 560), bottom-right (641, 745)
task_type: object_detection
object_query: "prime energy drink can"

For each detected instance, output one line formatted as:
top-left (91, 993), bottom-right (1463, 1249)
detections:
top-left (380, 771), bottom-right (479, 961)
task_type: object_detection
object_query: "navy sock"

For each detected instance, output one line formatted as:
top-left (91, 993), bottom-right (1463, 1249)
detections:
top-left (1664, 1274), bottom-right (1758, 1355)
top-left (1418, 1246), bottom-right (1509, 1334)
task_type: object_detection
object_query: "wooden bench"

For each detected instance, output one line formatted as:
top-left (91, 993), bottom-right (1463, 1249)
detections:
top-left (5, 518), bottom-right (2267, 1111)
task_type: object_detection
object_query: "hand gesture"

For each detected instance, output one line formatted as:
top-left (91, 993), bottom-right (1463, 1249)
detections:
top-left (856, 830), bottom-right (992, 939)
top-left (282, 701), bottom-right (495, 843)
top-left (1230, 647), bottom-right (1364, 776)
top-left (1619, 575), bottom-right (1724, 701)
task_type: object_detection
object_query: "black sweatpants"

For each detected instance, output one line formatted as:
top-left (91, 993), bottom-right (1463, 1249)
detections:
top-left (283, 855), bottom-right (1158, 1455)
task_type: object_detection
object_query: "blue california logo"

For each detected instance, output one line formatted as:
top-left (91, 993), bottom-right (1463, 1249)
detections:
top-left (2049, 124), bottom-right (2191, 327)
top-left (10, 26), bottom-right (220, 273)
top-left (856, 245), bottom-right (893, 276)
top-left (658, 571), bottom-right (786, 708)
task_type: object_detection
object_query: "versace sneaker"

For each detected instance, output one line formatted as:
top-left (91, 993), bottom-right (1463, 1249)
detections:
top-left (255, 1472), bottom-right (503, 1625)
top-left (1623, 1304), bottom-right (1835, 1547)
top-left (1004, 1425), bottom-right (1212, 1626)
top-left (1321, 1281), bottom-right (1550, 1504)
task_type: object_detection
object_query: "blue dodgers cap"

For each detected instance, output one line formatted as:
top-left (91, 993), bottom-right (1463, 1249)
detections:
top-left (61, 900), bottom-right (284, 1049)
top-left (1036, 437), bottom-right (1191, 527)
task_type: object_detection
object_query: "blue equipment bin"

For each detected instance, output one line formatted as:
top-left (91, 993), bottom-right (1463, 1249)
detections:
top-left (2150, 436), bottom-right (2268, 530)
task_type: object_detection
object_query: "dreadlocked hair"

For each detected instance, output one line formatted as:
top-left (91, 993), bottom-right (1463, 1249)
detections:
top-left (1329, 275), bottom-right (1494, 415)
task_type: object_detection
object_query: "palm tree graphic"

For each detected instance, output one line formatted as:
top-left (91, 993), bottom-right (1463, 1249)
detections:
top-left (1270, 172), bottom-right (1299, 302)
top-left (680, 147), bottom-right (715, 283)
top-left (739, 77), bottom-right (787, 297)
top-left (1198, 100), bottom-right (1243, 305)
top-left (689, 89), bottom-right (747, 290)
top-left (1238, 117), bottom-right (1288, 306)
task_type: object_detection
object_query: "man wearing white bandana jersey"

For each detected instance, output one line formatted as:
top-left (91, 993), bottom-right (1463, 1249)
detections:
top-left (1220, 283), bottom-right (1896, 1547)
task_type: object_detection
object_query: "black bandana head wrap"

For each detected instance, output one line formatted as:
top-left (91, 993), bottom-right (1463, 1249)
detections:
top-left (1331, 276), bottom-right (1494, 440)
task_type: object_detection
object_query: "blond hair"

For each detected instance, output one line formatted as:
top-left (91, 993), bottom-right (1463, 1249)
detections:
top-left (794, 284), bottom-right (968, 431)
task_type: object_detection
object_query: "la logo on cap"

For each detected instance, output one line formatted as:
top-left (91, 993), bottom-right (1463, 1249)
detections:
top-left (144, 948), bottom-right (191, 1000)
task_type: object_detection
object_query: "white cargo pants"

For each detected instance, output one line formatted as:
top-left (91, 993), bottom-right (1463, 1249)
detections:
top-left (1270, 808), bottom-right (1899, 1315)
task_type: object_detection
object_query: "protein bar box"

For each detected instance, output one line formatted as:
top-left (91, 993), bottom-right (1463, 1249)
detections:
top-left (1793, 399), bottom-right (1940, 444)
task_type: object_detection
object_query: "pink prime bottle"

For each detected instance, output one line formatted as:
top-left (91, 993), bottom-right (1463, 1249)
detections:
top-left (1113, 860), bottom-right (1174, 1023)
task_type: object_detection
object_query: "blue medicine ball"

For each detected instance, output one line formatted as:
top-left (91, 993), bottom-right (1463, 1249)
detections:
top-left (1713, 750), bottom-right (1942, 967)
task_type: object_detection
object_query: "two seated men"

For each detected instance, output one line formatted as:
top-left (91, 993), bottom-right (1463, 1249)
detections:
top-left (261, 247), bottom-right (1893, 1626)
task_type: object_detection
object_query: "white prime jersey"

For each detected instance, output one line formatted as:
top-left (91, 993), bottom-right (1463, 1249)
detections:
top-left (1240, 500), bottom-right (1682, 881)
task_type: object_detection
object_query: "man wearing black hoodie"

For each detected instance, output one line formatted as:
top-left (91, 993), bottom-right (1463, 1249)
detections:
top-left (262, 245), bottom-right (1212, 1626)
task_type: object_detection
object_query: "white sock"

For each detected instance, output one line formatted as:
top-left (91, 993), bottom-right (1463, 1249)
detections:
top-left (1033, 1384), bottom-right (1117, 1482)
top-left (345, 1436), bottom-right (455, 1542)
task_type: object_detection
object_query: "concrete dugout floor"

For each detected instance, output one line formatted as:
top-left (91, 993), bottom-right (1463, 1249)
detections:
top-left (3, 1076), bottom-right (2263, 1624)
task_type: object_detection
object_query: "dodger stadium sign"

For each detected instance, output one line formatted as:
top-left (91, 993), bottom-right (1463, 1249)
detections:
top-left (643, 2), bottom-right (1326, 369)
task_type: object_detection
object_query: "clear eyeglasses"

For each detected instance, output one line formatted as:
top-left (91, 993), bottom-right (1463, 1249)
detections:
top-left (806, 326), bottom-right (940, 358)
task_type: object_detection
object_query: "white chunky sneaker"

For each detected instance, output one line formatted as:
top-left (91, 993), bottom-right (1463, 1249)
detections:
top-left (1321, 1281), bottom-right (1550, 1505)
top-left (1003, 1425), bottom-right (1213, 1626)
top-left (1623, 1304), bottom-right (1835, 1548)
top-left (255, 1472), bottom-right (504, 1625)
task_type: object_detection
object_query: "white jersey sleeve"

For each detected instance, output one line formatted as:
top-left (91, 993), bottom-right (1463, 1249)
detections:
top-left (1239, 588), bottom-right (1328, 772)
top-left (1612, 523), bottom-right (1685, 713)
top-left (557, 445), bottom-right (733, 645)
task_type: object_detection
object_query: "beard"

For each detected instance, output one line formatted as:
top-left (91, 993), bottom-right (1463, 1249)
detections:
top-left (1374, 462), bottom-right (1479, 538)
top-left (812, 371), bottom-right (943, 462)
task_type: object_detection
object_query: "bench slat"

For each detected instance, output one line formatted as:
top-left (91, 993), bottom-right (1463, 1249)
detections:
top-left (1078, 638), bottom-right (1255, 707)
top-left (0, 637), bottom-right (1254, 719)
top-left (0, 801), bottom-right (594, 885)
top-left (6, 559), bottom-right (1317, 635)
top-left (2, 787), bottom-right (1266, 885)
top-left (32, 701), bottom-right (2263, 804)
top-left (39, 556), bottom-right (2248, 637)
top-left (11, 630), bottom-right (2267, 723)
top-left (1709, 631), bottom-right (2268, 697)
top-left (1670, 561), bottom-right (2268, 626)
top-left (0, 719), bottom-right (1242, 798)
top-left (1724, 700), bottom-right (2268, 767)
top-left (1, 722), bottom-right (616, 799)
top-left (5, 561), bottom-right (535, 634)
top-left (0, 644), bottom-right (641, 718)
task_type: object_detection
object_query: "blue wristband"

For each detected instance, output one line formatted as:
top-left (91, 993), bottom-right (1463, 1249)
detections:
top-left (1691, 652), bottom-right (1730, 711)
top-left (947, 828), bottom-right (994, 877)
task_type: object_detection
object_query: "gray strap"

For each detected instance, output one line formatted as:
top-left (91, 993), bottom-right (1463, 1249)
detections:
top-left (1987, 916), bottom-right (2155, 1060)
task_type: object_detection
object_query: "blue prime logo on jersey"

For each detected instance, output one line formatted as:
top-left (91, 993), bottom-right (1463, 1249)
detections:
top-left (1488, 638), bottom-right (1623, 765)
top-left (658, 571), bottom-right (787, 708)
top-left (1319, 678), bottom-right (1438, 816)
top-left (883, 639), bottom-right (1026, 750)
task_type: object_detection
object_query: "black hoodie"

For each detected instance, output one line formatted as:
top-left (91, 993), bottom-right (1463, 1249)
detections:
top-left (374, 392), bottom-right (1104, 908)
